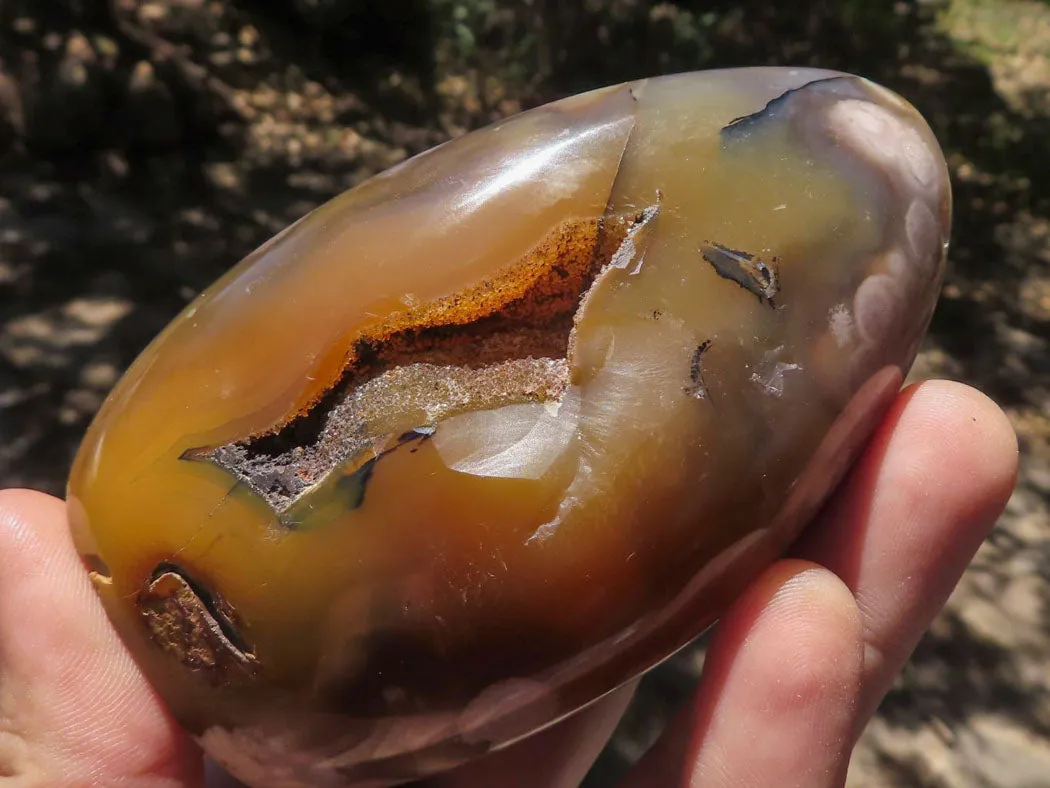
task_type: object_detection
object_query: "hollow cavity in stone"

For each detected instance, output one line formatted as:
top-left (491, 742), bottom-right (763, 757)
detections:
top-left (182, 203), bottom-right (661, 516)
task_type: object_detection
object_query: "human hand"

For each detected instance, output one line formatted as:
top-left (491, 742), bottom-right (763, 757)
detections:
top-left (0, 380), bottom-right (1017, 787)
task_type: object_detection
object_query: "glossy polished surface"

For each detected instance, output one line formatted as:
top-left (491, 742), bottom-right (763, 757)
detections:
top-left (68, 68), bottom-right (951, 786)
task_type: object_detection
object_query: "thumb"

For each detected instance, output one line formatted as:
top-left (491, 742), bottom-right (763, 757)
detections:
top-left (0, 488), bottom-right (202, 786)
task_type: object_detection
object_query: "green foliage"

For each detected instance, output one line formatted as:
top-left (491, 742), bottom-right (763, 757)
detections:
top-left (431, 0), bottom-right (500, 59)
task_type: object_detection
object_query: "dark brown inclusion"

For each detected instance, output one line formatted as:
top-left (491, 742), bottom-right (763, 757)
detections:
top-left (686, 340), bottom-right (713, 400)
top-left (700, 241), bottom-right (780, 307)
top-left (138, 563), bottom-right (258, 684)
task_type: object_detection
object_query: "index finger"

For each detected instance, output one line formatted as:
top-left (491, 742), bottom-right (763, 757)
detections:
top-left (791, 379), bottom-right (1018, 726)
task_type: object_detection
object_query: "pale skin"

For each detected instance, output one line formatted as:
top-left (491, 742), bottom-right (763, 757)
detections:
top-left (0, 380), bottom-right (1018, 787)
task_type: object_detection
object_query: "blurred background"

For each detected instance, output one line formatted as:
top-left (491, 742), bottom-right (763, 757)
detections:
top-left (0, 0), bottom-right (1047, 784)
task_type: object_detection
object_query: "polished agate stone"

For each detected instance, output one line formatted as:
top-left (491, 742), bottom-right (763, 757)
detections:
top-left (67, 68), bottom-right (951, 786)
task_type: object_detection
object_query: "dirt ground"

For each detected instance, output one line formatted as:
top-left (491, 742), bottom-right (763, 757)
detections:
top-left (1, 1), bottom-right (1048, 785)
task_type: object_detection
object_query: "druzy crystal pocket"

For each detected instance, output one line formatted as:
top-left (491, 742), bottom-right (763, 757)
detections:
top-left (67, 68), bottom-right (951, 787)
